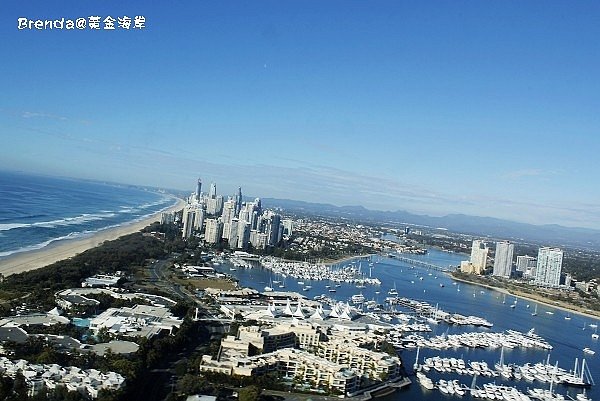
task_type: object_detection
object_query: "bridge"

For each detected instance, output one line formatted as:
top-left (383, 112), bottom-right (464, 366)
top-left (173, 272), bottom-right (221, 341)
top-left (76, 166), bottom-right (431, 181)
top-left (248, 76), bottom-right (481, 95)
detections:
top-left (388, 254), bottom-right (453, 272)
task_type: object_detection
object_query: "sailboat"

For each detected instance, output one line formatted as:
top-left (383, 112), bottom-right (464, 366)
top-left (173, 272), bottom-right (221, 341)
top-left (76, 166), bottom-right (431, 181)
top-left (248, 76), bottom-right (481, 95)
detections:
top-left (532, 304), bottom-right (538, 316)
top-left (264, 277), bottom-right (274, 292)
top-left (592, 327), bottom-right (599, 340)
top-left (388, 282), bottom-right (398, 296)
top-left (566, 312), bottom-right (572, 320)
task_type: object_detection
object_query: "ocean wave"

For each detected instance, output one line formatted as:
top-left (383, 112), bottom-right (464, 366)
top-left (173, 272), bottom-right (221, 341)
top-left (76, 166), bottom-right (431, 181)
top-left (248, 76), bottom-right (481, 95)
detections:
top-left (0, 212), bottom-right (116, 232)
top-left (0, 230), bottom-right (93, 258)
top-left (118, 198), bottom-right (171, 214)
top-left (0, 214), bottom-right (48, 223)
top-left (0, 197), bottom-right (180, 258)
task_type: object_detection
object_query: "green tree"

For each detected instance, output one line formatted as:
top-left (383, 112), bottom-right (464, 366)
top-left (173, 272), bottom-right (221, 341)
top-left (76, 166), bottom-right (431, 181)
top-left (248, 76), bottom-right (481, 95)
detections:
top-left (238, 385), bottom-right (261, 401)
top-left (12, 371), bottom-right (28, 400)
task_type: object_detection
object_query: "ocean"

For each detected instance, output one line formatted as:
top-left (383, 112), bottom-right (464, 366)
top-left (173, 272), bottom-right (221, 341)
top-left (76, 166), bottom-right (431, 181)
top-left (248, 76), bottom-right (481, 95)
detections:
top-left (217, 249), bottom-right (600, 400)
top-left (0, 171), bottom-right (177, 258)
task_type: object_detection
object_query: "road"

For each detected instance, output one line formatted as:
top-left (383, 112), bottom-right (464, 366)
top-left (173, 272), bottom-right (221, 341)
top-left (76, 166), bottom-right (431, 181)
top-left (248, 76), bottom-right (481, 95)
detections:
top-left (148, 258), bottom-right (194, 301)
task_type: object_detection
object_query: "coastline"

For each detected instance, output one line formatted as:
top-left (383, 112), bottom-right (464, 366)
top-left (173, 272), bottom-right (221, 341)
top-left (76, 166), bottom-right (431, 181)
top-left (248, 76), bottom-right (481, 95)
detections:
top-left (0, 198), bottom-right (185, 277)
top-left (450, 274), bottom-right (600, 321)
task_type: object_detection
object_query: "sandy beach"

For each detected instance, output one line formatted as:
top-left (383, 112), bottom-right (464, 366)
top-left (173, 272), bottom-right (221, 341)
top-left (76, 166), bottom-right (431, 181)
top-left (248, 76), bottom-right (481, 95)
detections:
top-left (0, 198), bottom-right (185, 277)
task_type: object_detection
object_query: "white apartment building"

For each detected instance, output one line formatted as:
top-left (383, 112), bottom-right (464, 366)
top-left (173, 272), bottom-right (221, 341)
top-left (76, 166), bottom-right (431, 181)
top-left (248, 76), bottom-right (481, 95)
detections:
top-left (204, 218), bottom-right (223, 244)
top-left (534, 247), bottom-right (563, 287)
top-left (492, 241), bottom-right (514, 278)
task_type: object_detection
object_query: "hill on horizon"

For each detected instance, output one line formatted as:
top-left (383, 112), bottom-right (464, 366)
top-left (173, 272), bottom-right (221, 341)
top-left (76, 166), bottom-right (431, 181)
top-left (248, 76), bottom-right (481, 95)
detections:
top-left (261, 197), bottom-right (600, 251)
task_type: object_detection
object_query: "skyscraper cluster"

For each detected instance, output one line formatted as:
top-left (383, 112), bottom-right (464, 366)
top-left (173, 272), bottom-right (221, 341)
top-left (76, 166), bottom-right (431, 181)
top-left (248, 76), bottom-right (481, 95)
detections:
top-left (460, 238), bottom-right (564, 287)
top-left (182, 178), bottom-right (286, 251)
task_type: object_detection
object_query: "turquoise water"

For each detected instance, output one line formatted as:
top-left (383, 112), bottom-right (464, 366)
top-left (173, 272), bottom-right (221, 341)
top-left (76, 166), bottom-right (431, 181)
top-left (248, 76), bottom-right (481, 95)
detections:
top-left (72, 317), bottom-right (90, 328)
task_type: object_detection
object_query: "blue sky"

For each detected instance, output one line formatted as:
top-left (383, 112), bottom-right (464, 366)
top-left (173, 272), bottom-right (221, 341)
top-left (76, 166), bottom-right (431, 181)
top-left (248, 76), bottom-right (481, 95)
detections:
top-left (1, 1), bottom-right (599, 228)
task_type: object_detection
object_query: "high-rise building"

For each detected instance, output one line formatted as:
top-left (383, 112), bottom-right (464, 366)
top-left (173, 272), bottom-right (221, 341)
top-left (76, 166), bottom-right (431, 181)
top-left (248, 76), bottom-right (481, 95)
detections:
top-left (206, 195), bottom-right (224, 215)
top-left (204, 218), bottom-right (223, 244)
top-left (227, 218), bottom-right (239, 247)
top-left (254, 198), bottom-right (262, 216)
top-left (238, 203), bottom-right (253, 224)
top-left (234, 187), bottom-right (243, 217)
top-left (534, 247), bottom-right (563, 287)
top-left (195, 178), bottom-right (202, 201)
top-left (266, 212), bottom-right (282, 246)
top-left (193, 208), bottom-right (205, 231)
top-left (222, 199), bottom-right (236, 225)
top-left (209, 182), bottom-right (217, 199)
top-left (516, 255), bottom-right (537, 277)
top-left (492, 241), bottom-right (514, 278)
top-left (182, 205), bottom-right (197, 239)
top-left (282, 219), bottom-right (293, 236)
top-left (236, 221), bottom-right (251, 249)
top-left (470, 240), bottom-right (489, 272)
top-left (250, 230), bottom-right (268, 250)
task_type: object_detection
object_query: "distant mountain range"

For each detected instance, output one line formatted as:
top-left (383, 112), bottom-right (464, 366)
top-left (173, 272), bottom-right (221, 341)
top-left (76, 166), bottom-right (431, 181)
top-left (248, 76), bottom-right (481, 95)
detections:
top-left (261, 198), bottom-right (600, 251)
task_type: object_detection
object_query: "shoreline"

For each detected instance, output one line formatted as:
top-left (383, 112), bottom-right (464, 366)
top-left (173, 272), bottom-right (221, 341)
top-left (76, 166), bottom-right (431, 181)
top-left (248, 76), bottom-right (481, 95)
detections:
top-left (0, 198), bottom-right (185, 277)
top-left (450, 274), bottom-right (600, 321)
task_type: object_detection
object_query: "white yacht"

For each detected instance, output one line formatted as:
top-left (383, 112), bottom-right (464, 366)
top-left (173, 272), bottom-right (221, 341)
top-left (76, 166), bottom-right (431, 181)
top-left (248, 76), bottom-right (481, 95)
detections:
top-left (351, 293), bottom-right (365, 304)
top-left (583, 347), bottom-right (595, 355)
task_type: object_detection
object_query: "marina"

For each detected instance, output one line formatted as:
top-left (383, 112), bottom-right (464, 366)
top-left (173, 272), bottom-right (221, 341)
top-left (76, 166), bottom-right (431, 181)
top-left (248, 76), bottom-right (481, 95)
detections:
top-left (214, 248), bottom-right (600, 401)
top-left (259, 256), bottom-right (382, 287)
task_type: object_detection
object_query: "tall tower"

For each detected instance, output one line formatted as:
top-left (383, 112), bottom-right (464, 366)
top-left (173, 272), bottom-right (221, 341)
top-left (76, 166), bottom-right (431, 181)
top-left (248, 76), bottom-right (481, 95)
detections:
top-left (209, 182), bottom-right (217, 199)
top-left (470, 240), bottom-right (489, 273)
top-left (535, 247), bottom-right (563, 287)
top-left (234, 187), bottom-right (243, 217)
top-left (195, 178), bottom-right (202, 202)
top-left (492, 241), bottom-right (514, 278)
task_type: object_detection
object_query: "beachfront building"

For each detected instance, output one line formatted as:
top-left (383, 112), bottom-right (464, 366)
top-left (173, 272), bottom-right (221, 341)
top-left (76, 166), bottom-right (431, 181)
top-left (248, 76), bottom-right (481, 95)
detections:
top-left (534, 247), bottom-right (563, 288)
top-left (492, 241), bottom-right (514, 278)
